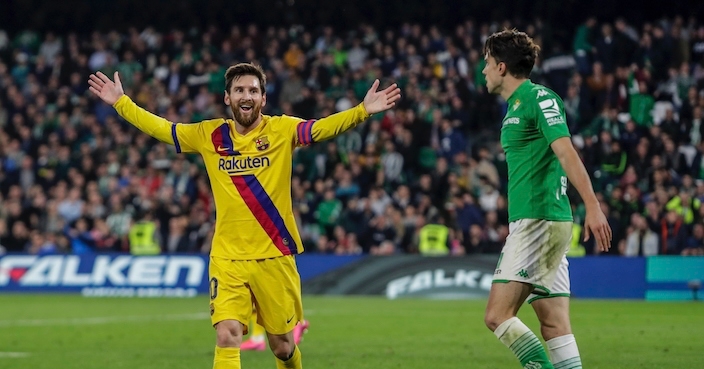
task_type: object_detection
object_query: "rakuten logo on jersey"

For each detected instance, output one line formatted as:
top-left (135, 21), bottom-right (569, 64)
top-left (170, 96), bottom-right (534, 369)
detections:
top-left (0, 255), bottom-right (205, 287)
top-left (218, 155), bottom-right (271, 175)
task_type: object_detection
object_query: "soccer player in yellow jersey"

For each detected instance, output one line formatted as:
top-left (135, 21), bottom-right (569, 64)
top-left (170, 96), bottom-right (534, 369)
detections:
top-left (88, 63), bottom-right (401, 369)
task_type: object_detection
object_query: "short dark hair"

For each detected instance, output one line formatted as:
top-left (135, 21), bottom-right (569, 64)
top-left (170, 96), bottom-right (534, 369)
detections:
top-left (483, 29), bottom-right (540, 79)
top-left (224, 63), bottom-right (267, 94)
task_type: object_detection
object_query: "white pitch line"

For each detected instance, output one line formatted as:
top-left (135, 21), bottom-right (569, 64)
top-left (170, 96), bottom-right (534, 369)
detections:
top-left (0, 312), bottom-right (209, 328)
top-left (0, 352), bottom-right (30, 358)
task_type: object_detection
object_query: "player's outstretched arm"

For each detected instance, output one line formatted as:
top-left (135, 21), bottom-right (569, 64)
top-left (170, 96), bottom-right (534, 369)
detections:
top-left (88, 71), bottom-right (179, 146)
top-left (551, 137), bottom-right (612, 252)
top-left (299, 79), bottom-right (401, 145)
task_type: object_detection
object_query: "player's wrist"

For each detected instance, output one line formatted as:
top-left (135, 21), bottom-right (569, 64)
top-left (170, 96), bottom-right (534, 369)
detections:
top-left (112, 94), bottom-right (128, 107)
top-left (359, 102), bottom-right (371, 116)
top-left (584, 199), bottom-right (600, 212)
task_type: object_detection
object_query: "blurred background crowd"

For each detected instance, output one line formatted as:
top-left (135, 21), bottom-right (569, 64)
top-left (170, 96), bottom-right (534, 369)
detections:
top-left (2, 2), bottom-right (704, 257)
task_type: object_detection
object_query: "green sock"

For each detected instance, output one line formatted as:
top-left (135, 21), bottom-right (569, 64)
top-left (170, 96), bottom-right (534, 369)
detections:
top-left (494, 317), bottom-right (554, 369)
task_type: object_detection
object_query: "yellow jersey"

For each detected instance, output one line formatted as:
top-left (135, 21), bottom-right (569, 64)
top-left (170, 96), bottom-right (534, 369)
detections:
top-left (113, 95), bottom-right (370, 260)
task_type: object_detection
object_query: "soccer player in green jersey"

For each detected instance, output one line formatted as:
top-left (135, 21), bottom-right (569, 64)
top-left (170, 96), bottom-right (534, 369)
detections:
top-left (481, 30), bottom-right (612, 369)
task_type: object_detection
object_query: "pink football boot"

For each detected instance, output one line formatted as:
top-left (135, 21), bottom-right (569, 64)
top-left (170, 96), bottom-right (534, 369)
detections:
top-left (240, 338), bottom-right (266, 351)
top-left (293, 320), bottom-right (310, 345)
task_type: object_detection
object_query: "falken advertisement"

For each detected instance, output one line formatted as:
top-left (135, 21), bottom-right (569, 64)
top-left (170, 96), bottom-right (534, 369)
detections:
top-left (302, 255), bottom-right (500, 299)
top-left (0, 254), bottom-right (208, 297)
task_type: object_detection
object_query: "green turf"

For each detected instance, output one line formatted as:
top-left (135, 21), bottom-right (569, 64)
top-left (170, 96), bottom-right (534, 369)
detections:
top-left (0, 295), bottom-right (701, 368)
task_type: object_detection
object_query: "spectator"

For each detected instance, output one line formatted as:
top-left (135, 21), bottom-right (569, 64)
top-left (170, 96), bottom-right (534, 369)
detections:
top-left (417, 216), bottom-right (450, 256)
top-left (336, 232), bottom-right (363, 255)
top-left (165, 215), bottom-right (193, 253)
top-left (630, 81), bottom-right (655, 127)
top-left (665, 190), bottom-right (701, 225)
top-left (437, 119), bottom-right (467, 163)
top-left (660, 210), bottom-right (688, 255)
top-left (365, 216), bottom-right (396, 254)
top-left (57, 187), bottom-right (84, 224)
top-left (683, 223), bottom-right (704, 256)
top-left (623, 213), bottom-right (659, 256)
top-left (3, 221), bottom-right (30, 252)
top-left (128, 210), bottom-right (161, 255)
top-left (314, 189), bottom-right (343, 237)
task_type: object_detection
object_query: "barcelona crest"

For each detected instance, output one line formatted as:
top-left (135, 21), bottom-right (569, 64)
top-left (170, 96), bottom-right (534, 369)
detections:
top-left (255, 136), bottom-right (270, 151)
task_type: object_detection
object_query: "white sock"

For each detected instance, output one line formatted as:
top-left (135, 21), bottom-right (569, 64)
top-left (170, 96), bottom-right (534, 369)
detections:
top-left (546, 334), bottom-right (582, 369)
top-left (494, 317), bottom-right (525, 341)
top-left (494, 317), bottom-right (552, 368)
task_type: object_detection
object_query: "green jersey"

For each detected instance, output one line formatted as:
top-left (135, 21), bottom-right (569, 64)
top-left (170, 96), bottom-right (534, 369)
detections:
top-left (500, 80), bottom-right (573, 223)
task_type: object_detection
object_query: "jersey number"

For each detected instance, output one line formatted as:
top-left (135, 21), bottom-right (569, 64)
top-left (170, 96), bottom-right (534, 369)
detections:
top-left (209, 277), bottom-right (218, 300)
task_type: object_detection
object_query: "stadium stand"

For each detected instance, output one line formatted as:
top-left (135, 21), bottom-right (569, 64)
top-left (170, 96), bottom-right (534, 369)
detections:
top-left (1, 14), bottom-right (704, 257)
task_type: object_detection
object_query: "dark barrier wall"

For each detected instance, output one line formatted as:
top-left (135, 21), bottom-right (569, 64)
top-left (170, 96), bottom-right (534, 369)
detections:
top-left (1, 254), bottom-right (702, 300)
top-left (301, 255), bottom-right (498, 299)
top-left (1, 0), bottom-right (700, 41)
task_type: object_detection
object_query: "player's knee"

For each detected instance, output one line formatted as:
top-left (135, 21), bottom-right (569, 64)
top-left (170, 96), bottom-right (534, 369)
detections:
top-left (539, 320), bottom-right (571, 341)
top-left (215, 321), bottom-right (242, 347)
top-left (271, 342), bottom-right (294, 360)
top-left (484, 310), bottom-right (506, 332)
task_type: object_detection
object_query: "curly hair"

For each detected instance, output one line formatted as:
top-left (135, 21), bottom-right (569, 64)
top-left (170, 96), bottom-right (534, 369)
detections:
top-left (483, 29), bottom-right (540, 79)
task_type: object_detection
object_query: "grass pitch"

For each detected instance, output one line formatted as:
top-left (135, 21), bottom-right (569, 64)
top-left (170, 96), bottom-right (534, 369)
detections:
top-left (0, 295), bottom-right (701, 369)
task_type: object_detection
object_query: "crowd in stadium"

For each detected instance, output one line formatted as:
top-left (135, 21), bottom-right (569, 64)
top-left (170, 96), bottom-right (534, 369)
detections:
top-left (1, 14), bottom-right (704, 257)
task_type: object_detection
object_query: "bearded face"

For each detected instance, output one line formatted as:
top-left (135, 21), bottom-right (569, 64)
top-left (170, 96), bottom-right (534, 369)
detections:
top-left (230, 96), bottom-right (262, 127)
top-left (225, 75), bottom-right (266, 128)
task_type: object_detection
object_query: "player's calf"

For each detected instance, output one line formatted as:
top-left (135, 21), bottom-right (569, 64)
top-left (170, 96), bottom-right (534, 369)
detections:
top-left (268, 333), bottom-right (296, 360)
top-left (268, 332), bottom-right (302, 369)
top-left (532, 298), bottom-right (582, 368)
top-left (532, 296), bottom-right (573, 340)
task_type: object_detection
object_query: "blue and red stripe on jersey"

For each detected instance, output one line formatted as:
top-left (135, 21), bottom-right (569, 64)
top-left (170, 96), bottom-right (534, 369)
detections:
top-left (171, 124), bottom-right (182, 153)
top-left (211, 123), bottom-right (240, 156)
top-left (230, 174), bottom-right (298, 255)
top-left (296, 119), bottom-right (316, 146)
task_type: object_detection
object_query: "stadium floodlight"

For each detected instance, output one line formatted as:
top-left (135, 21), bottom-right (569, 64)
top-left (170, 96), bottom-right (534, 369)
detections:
top-left (688, 279), bottom-right (701, 301)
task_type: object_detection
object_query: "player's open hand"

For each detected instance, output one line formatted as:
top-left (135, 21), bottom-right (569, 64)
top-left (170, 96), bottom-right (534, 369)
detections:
top-left (88, 71), bottom-right (125, 106)
top-left (362, 79), bottom-right (401, 115)
top-left (583, 205), bottom-right (612, 253)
